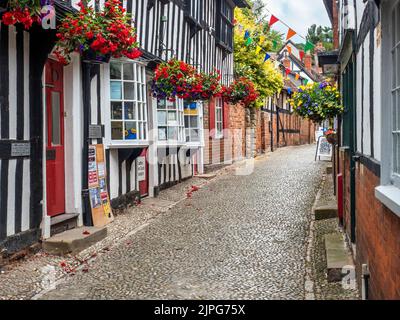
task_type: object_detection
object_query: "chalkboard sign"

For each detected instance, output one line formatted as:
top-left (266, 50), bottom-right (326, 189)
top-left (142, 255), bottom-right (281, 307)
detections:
top-left (315, 136), bottom-right (332, 161)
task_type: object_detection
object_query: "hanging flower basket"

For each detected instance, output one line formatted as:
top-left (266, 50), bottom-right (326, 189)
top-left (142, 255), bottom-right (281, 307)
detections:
top-left (55, 0), bottom-right (142, 65)
top-left (290, 82), bottom-right (344, 123)
top-left (324, 129), bottom-right (337, 144)
top-left (190, 69), bottom-right (223, 102)
top-left (223, 77), bottom-right (259, 108)
top-left (151, 58), bottom-right (197, 101)
top-left (1, 0), bottom-right (42, 30)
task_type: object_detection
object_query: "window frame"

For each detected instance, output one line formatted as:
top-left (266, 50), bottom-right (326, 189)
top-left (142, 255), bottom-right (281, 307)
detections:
top-left (108, 60), bottom-right (148, 144)
top-left (376, 0), bottom-right (400, 217)
top-left (184, 101), bottom-right (202, 144)
top-left (156, 98), bottom-right (185, 144)
top-left (215, 98), bottom-right (224, 139)
top-left (216, 0), bottom-right (234, 50)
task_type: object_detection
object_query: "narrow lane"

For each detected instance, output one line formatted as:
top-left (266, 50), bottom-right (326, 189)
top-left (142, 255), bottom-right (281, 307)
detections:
top-left (41, 145), bottom-right (324, 300)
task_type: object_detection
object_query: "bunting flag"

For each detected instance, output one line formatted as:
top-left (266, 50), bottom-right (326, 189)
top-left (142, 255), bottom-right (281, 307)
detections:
top-left (299, 50), bottom-right (305, 61)
top-left (259, 35), bottom-right (266, 45)
top-left (295, 73), bottom-right (300, 81)
top-left (256, 46), bottom-right (262, 54)
top-left (287, 88), bottom-right (292, 95)
top-left (286, 28), bottom-right (297, 41)
top-left (303, 79), bottom-right (309, 85)
top-left (304, 41), bottom-right (315, 53)
top-left (269, 15), bottom-right (279, 27)
top-left (245, 37), bottom-right (253, 46)
top-left (244, 30), bottom-right (250, 39)
top-left (272, 40), bottom-right (278, 50)
top-left (285, 68), bottom-right (291, 76)
top-left (264, 53), bottom-right (271, 62)
top-left (287, 46), bottom-right (292, 55)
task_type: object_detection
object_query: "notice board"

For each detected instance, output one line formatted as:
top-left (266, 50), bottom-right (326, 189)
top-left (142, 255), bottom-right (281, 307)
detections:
top-left (88, 144), bottom-right (114, 227)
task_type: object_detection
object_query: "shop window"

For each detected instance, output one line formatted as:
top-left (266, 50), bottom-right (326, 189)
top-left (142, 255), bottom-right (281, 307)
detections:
top-left (184, 102), bottom-right (201, 142)
top-left (157, 99), bottom-right (185, 142)
top-left (110, 61), bottom-right (148, 141)
top-left (215, 98), bottom-right (223, 139)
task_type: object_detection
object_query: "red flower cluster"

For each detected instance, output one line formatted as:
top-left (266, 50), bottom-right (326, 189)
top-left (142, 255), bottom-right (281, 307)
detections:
top-left (152, 59), bottom-right (223, 102)
top-left (1, 6), bottom-right (41, 30)
top-left (55, 0), bottom-right (142, 64)
top-left (223, 77), bottom-right (259, 107)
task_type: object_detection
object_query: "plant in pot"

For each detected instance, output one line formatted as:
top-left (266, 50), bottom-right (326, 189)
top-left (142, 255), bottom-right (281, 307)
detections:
top-left (55, 0), bottom-right (141, 65)
top-left (324, 129), bottom-right (337, 144)
top-left (151, 58), bottom-right (198, 101)
top-left (188, 69), bottom-right (223, 102)
top-left (1, 0), bottom-right (42, 30)
top-left (223, 77), bottom-right (259, 108)
top-left (290, 82), bottom-right (343, 123)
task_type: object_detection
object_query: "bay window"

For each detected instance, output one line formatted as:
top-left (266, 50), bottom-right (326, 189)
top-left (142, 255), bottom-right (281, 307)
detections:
top-left (157, 99), bottom-right (185, 143)
top-left (184, 102), bottom-right (201, 142)
top-left (110, 61), bottom-right (148, 141)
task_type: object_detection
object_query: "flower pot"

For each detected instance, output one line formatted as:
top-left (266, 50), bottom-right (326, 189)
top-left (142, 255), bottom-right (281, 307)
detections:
top-left (82, 49), bottom-right (111, 65)
top-left (325, 133), bottom-right (337, 145)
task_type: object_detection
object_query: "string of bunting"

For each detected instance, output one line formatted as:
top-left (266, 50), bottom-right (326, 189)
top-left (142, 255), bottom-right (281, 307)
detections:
top-left (236, 7), bottom-right (315, 85)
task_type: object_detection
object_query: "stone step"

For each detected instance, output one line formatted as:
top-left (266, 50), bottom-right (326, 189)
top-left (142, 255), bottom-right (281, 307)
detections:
top-left (196, 173), bottom-right (217, 179)
top-left (314, 204), bottom-right (338, 220)
top-left (50, 213), bottom-right (79, 237)
top-left (42, 227), bottom-right (107, 256)
top-left (324, 233), bottom-right (354, 282)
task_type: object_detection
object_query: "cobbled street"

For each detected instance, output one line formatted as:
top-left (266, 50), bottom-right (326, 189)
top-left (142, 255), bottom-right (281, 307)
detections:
top-left (34, 145), bottom-right (324, 300)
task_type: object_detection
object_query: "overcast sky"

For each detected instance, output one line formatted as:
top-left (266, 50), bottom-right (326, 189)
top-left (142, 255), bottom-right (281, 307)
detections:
top-left (263, 0), bottom-right (331, 43)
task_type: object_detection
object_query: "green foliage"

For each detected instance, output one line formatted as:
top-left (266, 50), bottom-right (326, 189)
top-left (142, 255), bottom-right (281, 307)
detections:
top-left (234, 7), bottom-right (284, 108)
top-left (306, 24), bottom-right (333, 51)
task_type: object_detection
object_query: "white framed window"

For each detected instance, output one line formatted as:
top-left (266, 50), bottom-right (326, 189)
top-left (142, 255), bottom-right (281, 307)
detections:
top-left (215, 98), bottom-right (223, 139)
top-left (157, 99), bottom-right (185, 142)
top-left (391, 1), bottom-right (400, 187)
top-left (184, 101), bottom-right (201, 142)
top-left (109, 61), bottom-right (148, 141)
top-left (376, 0), bottom-right (400, 217)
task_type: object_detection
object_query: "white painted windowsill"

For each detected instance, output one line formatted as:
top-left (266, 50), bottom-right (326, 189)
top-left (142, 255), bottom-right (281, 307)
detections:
top-left (375, 185), bottom-right (400, 218)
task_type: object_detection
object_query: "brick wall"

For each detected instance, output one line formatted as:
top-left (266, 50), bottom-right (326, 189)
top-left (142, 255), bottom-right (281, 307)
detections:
top-left (354, 163), bottom-right (400, 300)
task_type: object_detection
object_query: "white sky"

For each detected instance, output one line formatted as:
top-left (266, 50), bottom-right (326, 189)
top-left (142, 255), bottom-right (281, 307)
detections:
top-left (262, 0), bottom-right (331, 43)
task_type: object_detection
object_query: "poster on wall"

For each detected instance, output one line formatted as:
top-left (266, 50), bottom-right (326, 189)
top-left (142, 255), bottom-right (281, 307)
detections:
top-left (88, 144), bottom-right (114, 227)
top-left (137, 156), bottom-right (146, 182)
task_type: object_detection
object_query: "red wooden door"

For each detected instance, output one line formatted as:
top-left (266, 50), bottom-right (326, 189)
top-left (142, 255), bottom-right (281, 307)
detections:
top-left (45, 59), bottom-right (65, 217)
top-left (138, 148), bottom-right (149, 197)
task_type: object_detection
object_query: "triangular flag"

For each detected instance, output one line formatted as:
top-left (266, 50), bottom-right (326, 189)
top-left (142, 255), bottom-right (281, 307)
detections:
top-left (287, 46), bottom-right (292, 55)
top-left (245, 37), bottom-right (253, 46)
top-left (287, 88), bottom-right (292, 95)
top-left (272, 40), bottom-right (278, 50)
top-left (244, 30), bottom-right (250, 39)
top-left (259, 35), bottom-right (266, 45)
top-left (304, 41), bottom-right (315, 52)
top-left (269, 15), bottom-right (279, 27)
top-left (295, 73), bottom-right (300, 81)
top-left (299, 50), bottom-right (305, 61)
top-left (286, 28), bottom-right (296, 41)
top-left (256, 46), bottom-right (262, 54)
top-left (285, 68), bottom-right (291, 76)
top-left (264, 53), bottom-right (271, 62)
top-left (303, 79), bottom-right (309, 85)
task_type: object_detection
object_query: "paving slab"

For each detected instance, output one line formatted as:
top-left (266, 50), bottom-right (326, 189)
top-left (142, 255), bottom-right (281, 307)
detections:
top-left (324, 233), bottom-right (353, 282)
top-left (42, 227), bottom-right (107, 256)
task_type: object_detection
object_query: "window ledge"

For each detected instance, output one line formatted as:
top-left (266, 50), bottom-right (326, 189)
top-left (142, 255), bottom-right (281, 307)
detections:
top-left (107, 141), bottom-right (149, 149)
top-left (375, 185), bottom-right (400, 218)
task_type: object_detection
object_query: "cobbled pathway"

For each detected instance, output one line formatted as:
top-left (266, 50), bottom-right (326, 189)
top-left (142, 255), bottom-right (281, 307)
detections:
top-left (38, 145), bottom-right (323, 299)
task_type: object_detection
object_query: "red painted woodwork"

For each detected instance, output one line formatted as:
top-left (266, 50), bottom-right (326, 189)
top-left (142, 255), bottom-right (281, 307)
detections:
top-left (138, 148), bottom-right (149, 197)
top-left (45, 59), bottom-right (65, 217)
top-left (208, 98), bottom-right (216, 138)
top-left (223, 100), bottom-right (229, 131)
top-left (337, 173), bottom-right (343, 224)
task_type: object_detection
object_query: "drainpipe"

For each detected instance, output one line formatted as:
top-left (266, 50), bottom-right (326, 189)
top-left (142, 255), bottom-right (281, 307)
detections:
top-left (81, 62), bottom-right (93, 226)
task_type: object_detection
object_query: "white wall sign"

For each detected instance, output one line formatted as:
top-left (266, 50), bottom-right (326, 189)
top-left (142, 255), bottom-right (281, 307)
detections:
top-left (137, 156), bottom-right (146, 182)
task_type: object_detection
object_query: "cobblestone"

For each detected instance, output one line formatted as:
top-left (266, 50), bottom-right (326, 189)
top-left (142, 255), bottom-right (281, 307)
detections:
top-left (0, 145), bottom-right (351, 300)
